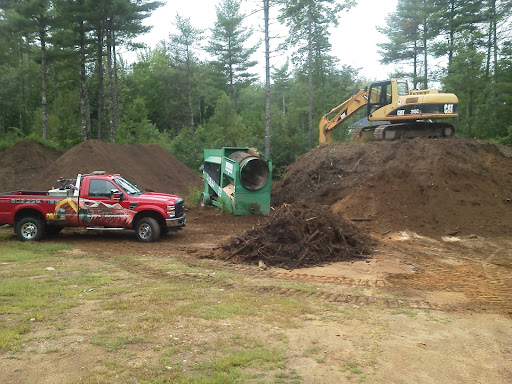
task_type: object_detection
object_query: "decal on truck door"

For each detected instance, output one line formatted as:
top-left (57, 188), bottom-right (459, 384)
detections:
top-left (80, 198), bottom-right (136, 227)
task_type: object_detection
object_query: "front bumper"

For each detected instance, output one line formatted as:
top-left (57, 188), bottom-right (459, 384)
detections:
top-left (165, 213), bottom-right (186, 231)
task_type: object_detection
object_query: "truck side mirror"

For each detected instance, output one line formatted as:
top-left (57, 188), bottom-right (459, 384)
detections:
top-left (110, 189), bottom-right (123, 201)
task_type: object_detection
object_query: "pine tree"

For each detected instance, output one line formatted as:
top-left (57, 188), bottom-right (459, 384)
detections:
top-left (263, 0), bottom-right (271, 157)
top-left (1, 0), bottom-right (55, 139)
top-left (278, 0), bottom-right (354, 148)
top-left (207, 0), bottom-right (258, 102)
top-left (169, 14), bottom-right (204, 131)
top-left (378, 0), bottom-right (437, 88)
top-left (430, 0), bottom-right (484, 70)
top-left (272, 62), bottom-right (291, 115)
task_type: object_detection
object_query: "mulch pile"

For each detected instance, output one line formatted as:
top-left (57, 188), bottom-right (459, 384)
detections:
top-left (272, 138), bottom-right (512, 237)
top-left (0, 139), bottom-right (201, 196)
top-left (221, 202), bottom-right (376, 269)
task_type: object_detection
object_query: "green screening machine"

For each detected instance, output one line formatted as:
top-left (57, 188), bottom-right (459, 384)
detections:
top-left (201, 147), bottom-right (272, 215)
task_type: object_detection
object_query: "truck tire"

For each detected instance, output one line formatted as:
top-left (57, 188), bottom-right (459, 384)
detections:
top-left (16, 217), bottom-right (45, 242)
top-left (135, 217), bottom-right (160, 242)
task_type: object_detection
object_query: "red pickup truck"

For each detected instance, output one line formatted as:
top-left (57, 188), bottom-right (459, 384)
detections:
top-left (0, 172), bottom-right (186, 242)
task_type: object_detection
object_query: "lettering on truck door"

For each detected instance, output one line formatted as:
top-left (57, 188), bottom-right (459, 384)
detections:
top-left (80, 179), bottom-right (136, 227)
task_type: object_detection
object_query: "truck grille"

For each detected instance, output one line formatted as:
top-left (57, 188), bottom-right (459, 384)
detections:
top-left (174, 198), bottom-right (185, 217)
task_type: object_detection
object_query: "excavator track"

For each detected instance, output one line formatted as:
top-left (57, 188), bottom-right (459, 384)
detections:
top-left (352, 122), bottom-right (455, 141)
top-left (351, 126), bottom-right (376, 141)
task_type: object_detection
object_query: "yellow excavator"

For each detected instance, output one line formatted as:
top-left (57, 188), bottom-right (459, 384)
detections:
top-left (319, 78), bottom-right (458, 143)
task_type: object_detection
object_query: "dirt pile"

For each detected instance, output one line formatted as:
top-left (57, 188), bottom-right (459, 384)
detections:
top-left (272, 138), bottom-right (512, 237)
top-left (0, 140), bottom-right (63, 191)
top-left (28, 140), bottom-right (201, 196)
top-left (220, 202), bottom-right (376, 269)
top-left (0, 140), bottom-right (201, 196)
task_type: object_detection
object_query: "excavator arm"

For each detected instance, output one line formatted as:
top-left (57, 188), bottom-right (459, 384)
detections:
top-left (319, 89), bottom-right (369, 144)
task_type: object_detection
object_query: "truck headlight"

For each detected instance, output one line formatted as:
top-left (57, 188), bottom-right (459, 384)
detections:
top-left (167, 205), bottom-right (175, 218)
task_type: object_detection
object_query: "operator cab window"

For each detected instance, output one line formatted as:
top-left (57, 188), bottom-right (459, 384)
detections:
top-left (89, 179), bottom-right (117, 198)
top-left (397, 81), bottom-right (409, 96)
top-left (368, 81), bottom-right (392, 114)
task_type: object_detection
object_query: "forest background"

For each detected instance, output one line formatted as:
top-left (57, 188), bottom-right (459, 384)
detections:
top-left (0, 0), bottom-right (511, 177)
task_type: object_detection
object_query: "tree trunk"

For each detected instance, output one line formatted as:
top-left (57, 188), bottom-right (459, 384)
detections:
top-left (79, 20), bottom-right (91, 141)
top-left (264, 0), bottom-right (271, 157)
top-left (448, 0), bottom-right (455, 70)
top-left (20, 39), bottom-right (26, 132)
top-left (307, 3), bottom-right (313, 149)
top-left (423, 21), bottom-right (428, 89)
top-left (186, 45), bottom-right (195, 130)
top-left (229, 60), bottom-right (234, 100)
top-left (97, 25), bottom-right (104, 140)
top-left (485, 0), bottom-right (496, 81)
top-left (40, 26), bottom-right (48, 140)
top-left (413, 40), bottom-right (418, 89)
top-left (468, 89), bottom-right (474, 119)
top-left (113, 29), bottom-right (120, 134)
top-left (107, 23), bottom-right (114, 143)
top-left (492, 0), bottom-right (498, 84)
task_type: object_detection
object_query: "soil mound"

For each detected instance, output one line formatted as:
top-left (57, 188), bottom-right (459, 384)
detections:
top-left (220, 202), bottom-right (376, 269)
top-left (0, 140), bottom-right (63, 191)
top-left (272, 138), bottom-right (512, 237)
top-left (30, 140), bottom-right (201, 196)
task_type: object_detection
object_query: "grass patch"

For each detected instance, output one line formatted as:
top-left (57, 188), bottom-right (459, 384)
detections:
top-left (185, 186), bottom-right (203, 205)
top-left (342, 359), bottom-right (363, 374)
top-left (0, 325), bottom-right (30, 351)
top-left (392, 308), bottom-right (418, 318)
top-left (0, 241), bottom-right (118, 351)
top-left (0, 238), bottom-right (385, 384)
top-left (91, 332), bottom-right (145, 352)
top-left (0, 241), bottom-right (72, 262)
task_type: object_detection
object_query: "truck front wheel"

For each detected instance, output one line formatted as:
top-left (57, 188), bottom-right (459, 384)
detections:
top-left (135, 217), bottom-right (160, 242)
top-left (16, 217), bottom-right (45, 242)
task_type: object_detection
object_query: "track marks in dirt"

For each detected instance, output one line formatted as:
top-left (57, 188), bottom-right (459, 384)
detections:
top-left (270, 271), bottom-right (389, 287)
top-left (89, 253), bottom-right (452, 314)
top-left (65, 228), bottom-right (512, 319)
top-left (385, 238), bottom-right (512, 318)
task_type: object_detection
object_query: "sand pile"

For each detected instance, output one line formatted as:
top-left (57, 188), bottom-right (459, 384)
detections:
top-left (272, 138), bottom-right (512, 237)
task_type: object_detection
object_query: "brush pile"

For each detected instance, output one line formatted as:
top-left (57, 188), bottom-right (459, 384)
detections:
top-left (221, 202), bottom-right (375, 269)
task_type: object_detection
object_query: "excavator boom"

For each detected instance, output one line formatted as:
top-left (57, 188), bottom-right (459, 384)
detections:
top-left (319, 89), bottom-right (368, 144)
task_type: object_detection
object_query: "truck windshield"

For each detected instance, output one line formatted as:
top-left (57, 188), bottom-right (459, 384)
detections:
top-left (114, 177), bottom-right (142, 195)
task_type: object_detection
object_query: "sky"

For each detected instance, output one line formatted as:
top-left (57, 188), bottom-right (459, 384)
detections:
top-left (123, 0), bottom-right (399, 82)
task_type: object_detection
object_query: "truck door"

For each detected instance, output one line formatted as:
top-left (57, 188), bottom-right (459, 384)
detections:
top-left (80, 179), bottom-right (134, 227)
